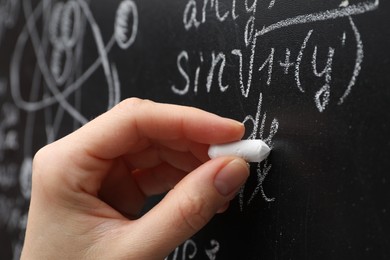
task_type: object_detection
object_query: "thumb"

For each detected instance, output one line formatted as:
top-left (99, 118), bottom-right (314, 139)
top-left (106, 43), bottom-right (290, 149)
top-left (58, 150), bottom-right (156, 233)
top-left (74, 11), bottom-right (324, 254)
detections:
top-left (124, 157), bottom-right (249, 259)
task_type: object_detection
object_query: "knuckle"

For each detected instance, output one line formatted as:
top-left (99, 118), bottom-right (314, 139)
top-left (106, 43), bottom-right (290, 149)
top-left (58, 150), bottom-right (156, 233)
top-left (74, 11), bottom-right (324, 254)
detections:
top-left (32, 144), bottom-right (65, 193)
top-left (119, 97), bottom-right (142, 108)
top-left (115, 98), bottom-right (153, 112)
top-left (177, 190), bottom-right (210, 232)
top-left (33, 145), bottom-right (52, 175)
top-left (32, 146), bottom-right (54, 192)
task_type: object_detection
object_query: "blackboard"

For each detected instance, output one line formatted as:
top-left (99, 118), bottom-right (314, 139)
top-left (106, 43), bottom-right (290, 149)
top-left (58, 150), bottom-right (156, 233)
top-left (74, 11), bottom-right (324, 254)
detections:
top-left (1, 0), bottom-right (390, 259)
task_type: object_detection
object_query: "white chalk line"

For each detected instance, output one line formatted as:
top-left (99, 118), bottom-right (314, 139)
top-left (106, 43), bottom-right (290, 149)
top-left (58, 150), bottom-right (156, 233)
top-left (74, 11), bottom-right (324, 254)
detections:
top-left (21, 0), bottom-right (87, 123)
top-left (295, 30), bottom-right (313, 93)
top-left (338, 16), bottom-right (363, 105)
top-left (10, 0), bottom-right (121, 124)
top-left (256, 0), bottom-right (379, 37)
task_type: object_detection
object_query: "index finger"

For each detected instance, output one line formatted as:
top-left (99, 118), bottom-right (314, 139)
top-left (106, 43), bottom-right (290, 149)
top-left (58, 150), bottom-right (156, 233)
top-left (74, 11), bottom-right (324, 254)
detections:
top-left (70, 98), bottom-right (245, 160)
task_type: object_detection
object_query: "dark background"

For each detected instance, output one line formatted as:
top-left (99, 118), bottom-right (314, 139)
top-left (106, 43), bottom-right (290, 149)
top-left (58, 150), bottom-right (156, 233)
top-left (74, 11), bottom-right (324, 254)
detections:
top-left (1, 0), bottom-right (389, 259)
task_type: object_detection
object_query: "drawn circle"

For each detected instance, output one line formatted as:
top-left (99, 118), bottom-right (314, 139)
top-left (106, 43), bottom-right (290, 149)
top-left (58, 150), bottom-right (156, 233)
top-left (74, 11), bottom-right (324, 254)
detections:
top-left (61, 0), bottom-right (82, 49)
top-left (50, 47), bottom-right (74, 86)
top-left (11, 0), bottom-right (124, 124)
top-left (49, 1), bottom-right (81, 50)
top-left (49, 2), bottom-right (66, 50)
top-left (115, 0), bottom-right (139, 49)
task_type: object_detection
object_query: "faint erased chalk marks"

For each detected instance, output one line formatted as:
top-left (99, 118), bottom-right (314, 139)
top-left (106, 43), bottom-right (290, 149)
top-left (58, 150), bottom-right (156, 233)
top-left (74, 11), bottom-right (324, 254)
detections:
top-left (0, 0), bottom-right (20, 44)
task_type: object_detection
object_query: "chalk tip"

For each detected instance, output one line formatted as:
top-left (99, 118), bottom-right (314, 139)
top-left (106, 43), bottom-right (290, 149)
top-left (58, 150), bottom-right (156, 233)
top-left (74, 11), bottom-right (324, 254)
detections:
top-left (257, 142), bottom-right (271, 162)
top-left (208, 139), bottom-right (272, 163)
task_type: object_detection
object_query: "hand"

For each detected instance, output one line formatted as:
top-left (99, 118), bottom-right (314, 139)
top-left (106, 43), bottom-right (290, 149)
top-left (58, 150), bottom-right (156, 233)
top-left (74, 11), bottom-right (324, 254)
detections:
top-left (21, 99), bottom-right (249, 260)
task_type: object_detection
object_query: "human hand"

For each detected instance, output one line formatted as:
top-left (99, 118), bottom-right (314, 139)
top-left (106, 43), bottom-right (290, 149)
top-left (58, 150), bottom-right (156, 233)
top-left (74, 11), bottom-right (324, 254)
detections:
top-left (21, 99), bottom-right (249, 260)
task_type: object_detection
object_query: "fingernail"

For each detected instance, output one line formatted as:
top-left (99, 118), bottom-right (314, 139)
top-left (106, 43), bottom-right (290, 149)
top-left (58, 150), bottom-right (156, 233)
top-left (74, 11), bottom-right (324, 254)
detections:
top-left (214, 159), bottom-right (250, 196)
top-left (226, 118), bottom-right (244, 128)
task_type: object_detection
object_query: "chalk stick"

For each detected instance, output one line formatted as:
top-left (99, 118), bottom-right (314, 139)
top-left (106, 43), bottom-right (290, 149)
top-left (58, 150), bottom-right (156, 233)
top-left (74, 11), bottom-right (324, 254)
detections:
top-left (208, 140), bottom-right (271, 163)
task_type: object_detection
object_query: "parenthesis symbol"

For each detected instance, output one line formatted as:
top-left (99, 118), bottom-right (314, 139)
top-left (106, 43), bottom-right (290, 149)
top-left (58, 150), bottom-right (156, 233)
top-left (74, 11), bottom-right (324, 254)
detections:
top-left (338, 16), bottom-right (363, 105)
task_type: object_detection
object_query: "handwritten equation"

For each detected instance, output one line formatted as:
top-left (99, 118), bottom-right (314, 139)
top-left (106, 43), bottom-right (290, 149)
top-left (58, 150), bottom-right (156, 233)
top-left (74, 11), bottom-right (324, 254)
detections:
top-left (165, 1), bottom-right (380, 258)
top-left (170, 0), bottom-right (379, 209)
top-left (166, 239), bottom-right (220, 260)
top-left (0, 0), bottom-right (382, 259)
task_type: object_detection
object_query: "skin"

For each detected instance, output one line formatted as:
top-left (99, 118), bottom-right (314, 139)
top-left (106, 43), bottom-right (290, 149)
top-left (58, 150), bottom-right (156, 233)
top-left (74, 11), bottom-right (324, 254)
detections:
top-left (21, 98), bottom-right (250, 260)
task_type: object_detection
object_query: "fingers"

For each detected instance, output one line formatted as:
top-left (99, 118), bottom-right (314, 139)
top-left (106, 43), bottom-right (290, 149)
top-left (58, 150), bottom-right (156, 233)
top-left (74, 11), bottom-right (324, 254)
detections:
top-left (133, 163), bottom-right (188, 196)
top-left (101, 146), bottom-right (204, 217)
top-left (94, 159), bottom-right (192, 218)
top-left (70, 98), bottom-right (244, 161)
top-left (36, 99), bottom-right (244, 211)
top-left (97, 158), bottom-right (146, 218)
top-left (42, 98), bottom-right (243, 198)
top-left (124, 146), bottom-right (202, 172)
top-left (118, 157), bottom-right (249, 258)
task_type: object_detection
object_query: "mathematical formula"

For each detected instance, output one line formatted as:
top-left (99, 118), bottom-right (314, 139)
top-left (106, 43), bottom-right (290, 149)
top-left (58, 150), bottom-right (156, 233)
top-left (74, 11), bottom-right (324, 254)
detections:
top-left (171, 0), bottom-right (379, 209)
top-left (0, 0), bottom-right (381, 259)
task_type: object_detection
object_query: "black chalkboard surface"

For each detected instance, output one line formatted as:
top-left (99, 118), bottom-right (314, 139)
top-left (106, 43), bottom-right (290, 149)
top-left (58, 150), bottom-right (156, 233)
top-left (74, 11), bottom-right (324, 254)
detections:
top-left (1, 0), bottom-right (389, 259)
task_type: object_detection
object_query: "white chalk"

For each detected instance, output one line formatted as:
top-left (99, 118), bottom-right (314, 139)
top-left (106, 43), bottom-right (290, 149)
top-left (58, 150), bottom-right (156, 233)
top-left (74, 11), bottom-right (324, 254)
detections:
top-left (208, 139), bottom-right (271, 163)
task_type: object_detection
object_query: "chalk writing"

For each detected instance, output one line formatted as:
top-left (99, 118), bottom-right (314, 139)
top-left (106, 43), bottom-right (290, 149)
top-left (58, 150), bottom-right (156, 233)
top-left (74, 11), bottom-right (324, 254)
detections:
top-left (0, 1), bottom-right (384, 259)
top-left (1, 1), bottom-right (140, 258)
top-left (115, 0), bottom-right (139, 50)
top-left (167, 239), bottom-right (197, 260)
top-left (174, 0), bottom-right (378, 104)
top-left (205, 239), bottom-right (220, 260)
top-left (172, 21), bottom-right (371, 110)
top-left (172, 0), bottom-right (380, 210)
top-left (312, 46), bottom-right (335, 112)
top-left (172, 26), bottom-right (365, 111)
top-left (166, 239), bottom-right (220, 260)
top-left (239, 93), bottom-right (279, 207)
top-left (7, 0), bottom-right (139, 201)
top-left (10, 0), bottom-right (138, 124)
